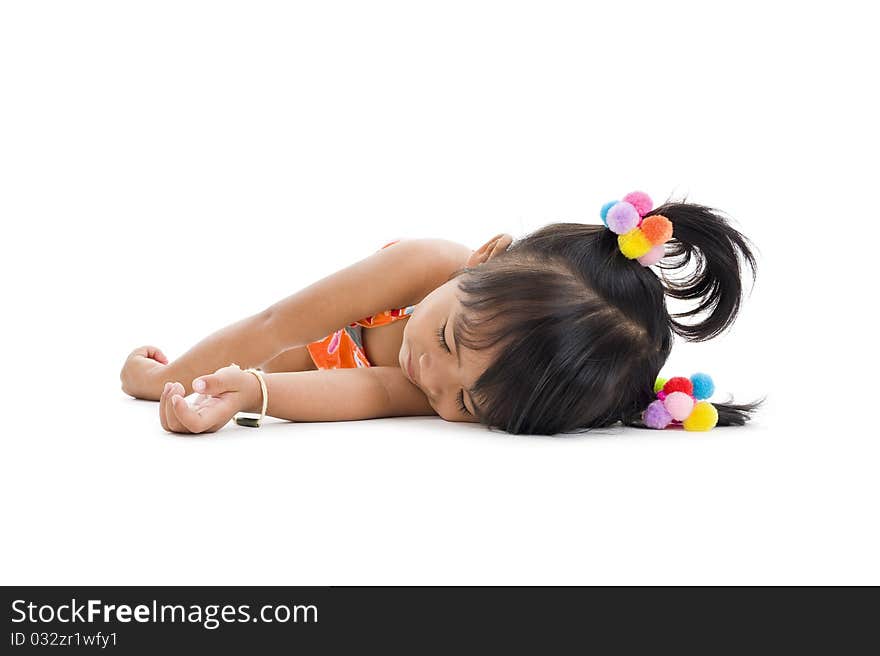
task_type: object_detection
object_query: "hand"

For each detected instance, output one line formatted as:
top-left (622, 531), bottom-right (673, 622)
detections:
top-left (159, 364), bottom-right (261, 435)
top-left (120, 345), bottom-right (169, 399)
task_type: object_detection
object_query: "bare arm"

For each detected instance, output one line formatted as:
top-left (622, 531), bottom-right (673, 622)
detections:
top-left (160, 365), bottom-right (437, 434)
top-left (130, 238), bottom-right (470, 400)
top-left (252, 366), bottom-right (436, 422)
top-left (262, 238), bottom-right (471, 349)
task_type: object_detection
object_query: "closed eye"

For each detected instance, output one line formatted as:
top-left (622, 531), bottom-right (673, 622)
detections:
top-left (456, 389), bottom-right (470, 416)
top-left (436, 321), bottom-right (471, 416)
top-left (435, 325), bottom-right (450, 353)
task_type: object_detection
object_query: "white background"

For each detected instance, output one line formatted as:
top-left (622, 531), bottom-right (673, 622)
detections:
top-left (1, 1), bottom-right (877, 585)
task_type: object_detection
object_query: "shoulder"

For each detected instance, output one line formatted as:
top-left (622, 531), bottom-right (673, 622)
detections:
top-left (383, 238), bottom-right (473, 302)
top-left (388, 238), bottom-right (473, 268)
top-left (266, 238), bottom-right (474, 349)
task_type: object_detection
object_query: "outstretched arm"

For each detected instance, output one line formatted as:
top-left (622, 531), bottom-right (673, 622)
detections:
top-left (159, 365), bottom-right (436, 434)
top-left (122, 238), bottom-right (470, 400)
top-left (120, 311), bottom-right (276, 401)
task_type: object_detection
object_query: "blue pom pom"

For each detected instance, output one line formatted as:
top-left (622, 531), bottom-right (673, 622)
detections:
top-left (690, 372), bottom-right (715, 400)
top-left (599, 201), bottom-right (618, 226)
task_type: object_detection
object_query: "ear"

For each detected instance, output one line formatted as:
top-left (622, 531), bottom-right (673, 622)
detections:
top-left (466, 233), bottom-right (513, 268)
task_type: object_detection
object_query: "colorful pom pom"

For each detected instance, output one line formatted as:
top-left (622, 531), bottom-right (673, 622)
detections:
top-left (617, 228), bottom-right (653, 259)
top-left (639, 215), bottom-right (673, 245)
top-left (662, 377), bottom-right (694, 396)
top-left (600, 201), bottom-right (618, 225)
top-left (637, 245), bottom-right (665, 267)
top-left (682, 401), bottom-right (718, 431)
top-left (599, 191), bottom-right (674, 267)
top-left (646, 371), bottom-right (719, 432)
top-left (690, 373), bottom-right (715, 400)
top-left (663, 391), bottom-right (694, 421)
top-left (643, 399), bottom-right (672, 429)
top-left (606, 201), bottom-right (641, 235)
top-left (622, 191), bottom-right (652, 217)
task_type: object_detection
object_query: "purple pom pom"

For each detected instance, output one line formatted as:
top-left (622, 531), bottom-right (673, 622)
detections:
top-left (643, 400), bottom-right (673, 429)
top-left (606, 201), bottom-right (640, 235)
top-left (623, 191), bottom-right (653, 217)
top-left (600, 201), bottom-right (618, 225)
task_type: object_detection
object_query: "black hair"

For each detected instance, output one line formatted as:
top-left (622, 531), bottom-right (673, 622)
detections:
top-left (450, 200), bottom-right (760, 435)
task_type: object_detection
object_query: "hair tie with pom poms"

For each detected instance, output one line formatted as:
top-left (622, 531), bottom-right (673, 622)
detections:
top-left (599, 191), bottom-right (673, 266)
top-left (642, 373), bottom-right (719, 431)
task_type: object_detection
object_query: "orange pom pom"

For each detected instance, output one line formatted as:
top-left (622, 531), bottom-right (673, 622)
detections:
top-left (640, 215), bottom-right (673, 246)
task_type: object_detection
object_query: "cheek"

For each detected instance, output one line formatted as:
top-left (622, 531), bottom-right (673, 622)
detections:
top-left (405, 314), bottom-right (424, 342)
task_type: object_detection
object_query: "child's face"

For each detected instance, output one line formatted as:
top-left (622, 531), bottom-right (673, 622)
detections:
top-left (399, 278), bottom-right (495, 423)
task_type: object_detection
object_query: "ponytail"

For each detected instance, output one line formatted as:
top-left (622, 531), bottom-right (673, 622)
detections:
top-left (715, 400), bottom-right (763, 427)
top-left (444, 192), bottom-right (761, 435)
top-left (650, 202), bottom-right (757, 341)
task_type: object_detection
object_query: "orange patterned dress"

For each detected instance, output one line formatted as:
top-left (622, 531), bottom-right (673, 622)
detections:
top-left (305, 240), bottom-right (415, 370)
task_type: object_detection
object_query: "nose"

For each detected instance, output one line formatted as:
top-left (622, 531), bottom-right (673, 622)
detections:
top-left (418, 350), bottom-right (453, 400)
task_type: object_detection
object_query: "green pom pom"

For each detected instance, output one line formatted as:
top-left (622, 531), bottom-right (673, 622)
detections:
top-left (653, 377), bottom-right (667, 394)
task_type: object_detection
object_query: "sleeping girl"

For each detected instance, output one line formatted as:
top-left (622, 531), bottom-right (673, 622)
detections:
top-left (119, 190), bottom-right (758, 435)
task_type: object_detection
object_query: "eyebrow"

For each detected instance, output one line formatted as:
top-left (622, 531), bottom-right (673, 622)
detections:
top-left (448, 311), bottom-right (484, 421)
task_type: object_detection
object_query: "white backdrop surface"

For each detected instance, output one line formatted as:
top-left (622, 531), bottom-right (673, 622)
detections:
top-left (1, 1), bottom-right (876, 585)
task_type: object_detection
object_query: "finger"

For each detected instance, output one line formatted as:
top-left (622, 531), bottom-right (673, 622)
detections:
top-left (162, 383), bottom-right (182, 433)
top-left (130, 346), bottom-right (150, 359)
top-left (148, 347), bottom-right (169, 364)
top-left (130, 345), bottom-right (168, 363)
top-left (164, 383), bottom-right (188, 433)
top-left (171, 393), bottom-right (210, 433)
top-left (170, 382), bottom-right (190, 432)
top-left (193, 365), bottom-right (241, 396)
top-left (158, 382), bottom-right (172, 432)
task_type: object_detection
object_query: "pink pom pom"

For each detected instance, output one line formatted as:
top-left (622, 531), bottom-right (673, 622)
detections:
top-left (643, 399), bottom-right (672, 429)
top-left (623, 191), bottom-right (653, 217)
top-left (606, 201), bottom-right (640, 235)
top-left (663, 392), bottom-right (695, 421)
top-left (637, 245), bottom-right (665, 267)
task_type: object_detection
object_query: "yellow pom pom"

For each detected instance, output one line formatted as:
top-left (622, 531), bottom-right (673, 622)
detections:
top-left (654, 377), bottom-right (667, 394)
top-left (683, 401), bottom-right (719, 432)
top-left (618, 228), bottom-right (653, 259)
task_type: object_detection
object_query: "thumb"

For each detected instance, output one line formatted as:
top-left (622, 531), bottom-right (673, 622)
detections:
top-left (192, 365), bottom-right (241, 395)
